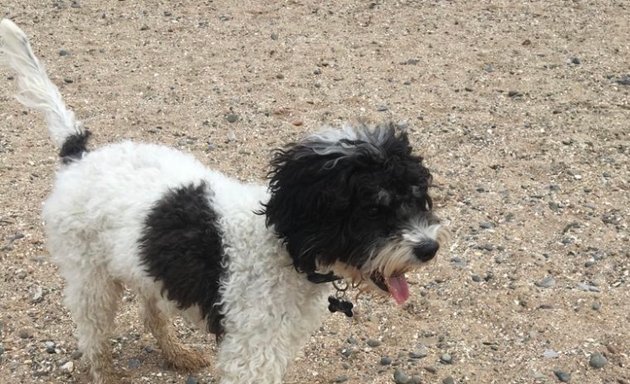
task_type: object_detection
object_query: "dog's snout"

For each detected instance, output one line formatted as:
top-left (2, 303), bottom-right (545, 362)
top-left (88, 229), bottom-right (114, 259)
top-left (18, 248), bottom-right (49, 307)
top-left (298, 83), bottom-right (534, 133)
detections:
top-left (413, 241), bottom-right (439, 262)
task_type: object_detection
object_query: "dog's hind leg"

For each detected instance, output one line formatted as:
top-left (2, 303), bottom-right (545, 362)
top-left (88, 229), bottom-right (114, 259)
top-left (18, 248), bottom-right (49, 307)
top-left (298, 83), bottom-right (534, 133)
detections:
top-left (141, 296), bottom-right (210, 372)
top-left (62, 267), bottom-right (123, 384)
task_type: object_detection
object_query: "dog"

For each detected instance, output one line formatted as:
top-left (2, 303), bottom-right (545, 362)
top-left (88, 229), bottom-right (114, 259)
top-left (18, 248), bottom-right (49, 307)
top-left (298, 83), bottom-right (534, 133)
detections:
top-left (1, 19), bottom-right (444, 384)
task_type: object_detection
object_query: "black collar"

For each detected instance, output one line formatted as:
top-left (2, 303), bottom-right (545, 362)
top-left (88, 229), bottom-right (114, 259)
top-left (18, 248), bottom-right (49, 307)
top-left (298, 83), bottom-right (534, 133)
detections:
top-left (307, 272), bottom-right (342, 284)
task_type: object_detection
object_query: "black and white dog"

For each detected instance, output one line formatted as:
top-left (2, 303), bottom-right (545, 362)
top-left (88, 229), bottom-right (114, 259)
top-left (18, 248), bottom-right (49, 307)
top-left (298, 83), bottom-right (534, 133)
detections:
top-left (1, 19), bottom-right (444, 384)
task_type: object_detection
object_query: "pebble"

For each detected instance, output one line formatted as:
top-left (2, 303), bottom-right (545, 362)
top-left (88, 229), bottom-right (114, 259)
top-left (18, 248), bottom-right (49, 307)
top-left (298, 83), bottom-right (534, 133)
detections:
top-left (543, 349), bottom-right (559, 359)
top-left (589, 352), bottom-right (607, 369)
top-left (225, 113), bottom-right (239, 123)
top-left (443, 377), bottom-right (455, 384)
top-left (60, 361), bottom-right (74, 373)
top-left (479, 222), bottom-right (494, 229)
top-left (615, 75), bottom-right (630, 86)
top-left (0, 344), bottom-right (4, 356)
top-left (366, 339), bottom-right (381, 348)
top-left (450, 257), bottom-right (466, 268)
top-left (333, 375), bottom-right (349, 383)
top-left (376, 105), bottom-right (389, 112)
top-left (393, 368), bottom-right (410, 384)
top-left (577, 283), bottom-right (600, 292)
top-left (18, 328), bottom-right (33, 339)
top-left (59, 49), bottom-right (70, 56)
top-left (340, 348), bottom-right (353, 358)
top-left (185, 376), bottom-right (198, 384)
top-left (553, 370), bottom-right (571, 382)
top-left (591, 302), bottom-right (601, 311)
top-left (440, 353), bottom-right (453, 364)
top-left (535, 276), bottom-right (556, 288)
top-left (409, 347), bottom-right (428, 359)
top-left (508, 90), bottom-right (523, 98)
top-left (71, 350), bottom-right (83, 360)
top-left (32, 285), bottom-right (44, 303)
top-left (380, 356), bottom-right (393, 365)
top-left (570, 57), bottom-right (581, 65)
top-left (127, 358), bottom-right (142, 369)
top-left (44, 341), bottom-right (56, 354)
top-left (471, 274), bottom-right (482, 282)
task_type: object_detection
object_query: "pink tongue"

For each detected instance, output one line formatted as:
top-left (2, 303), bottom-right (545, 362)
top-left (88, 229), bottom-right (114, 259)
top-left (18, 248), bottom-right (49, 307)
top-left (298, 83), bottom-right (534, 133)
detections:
top-left (386, 275), bottom-right (409, 305)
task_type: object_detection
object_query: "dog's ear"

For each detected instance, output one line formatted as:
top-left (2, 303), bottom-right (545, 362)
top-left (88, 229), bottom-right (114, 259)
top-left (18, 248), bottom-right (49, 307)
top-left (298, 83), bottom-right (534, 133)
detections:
top-left (260, 138), bottom-right (352, 273)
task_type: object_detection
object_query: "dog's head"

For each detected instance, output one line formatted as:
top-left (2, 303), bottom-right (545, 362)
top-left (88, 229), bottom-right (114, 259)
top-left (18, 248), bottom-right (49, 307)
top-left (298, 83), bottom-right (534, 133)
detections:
top-left (262, 123), bottom-right (444, 305)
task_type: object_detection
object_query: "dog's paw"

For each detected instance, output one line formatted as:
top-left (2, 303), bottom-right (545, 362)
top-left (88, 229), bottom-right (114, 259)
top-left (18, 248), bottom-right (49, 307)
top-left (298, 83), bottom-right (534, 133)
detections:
top-left (165, 347), bottom-right (210, 372)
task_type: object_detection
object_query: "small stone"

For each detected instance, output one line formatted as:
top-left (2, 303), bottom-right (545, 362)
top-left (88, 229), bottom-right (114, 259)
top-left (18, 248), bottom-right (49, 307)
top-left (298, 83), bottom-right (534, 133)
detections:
top-left (380, 356), bottom-right (393, 365)
top-left (409, 348), bottom-right (428, 359)
top-left (340, 348), bottom-right (353, 358)
top-left (140, 25), bottom-right (149, 31)
top-left (471, 274), bottom-right (482, 282)
top-left (543, 349), bottom-right (559, 359)
top-left (440, 353), bottom-right (452, 364)
top-left (376, 105), bottom-right (389, 112)
top-left (588, 352), bottom-right (607, 369)
top-left (591, 302), bottom-right (601, 311)
top-left (127, 358), bottom-right (141, 369)
top-left (0, 344), bottom-right (4, 356)
top-left (32, 285), bottom-right (44, 303)
top-left (45, 341), bottom-right (56, 354)
top-left (393, 368), bottom-right (410, 384)
top-left (270, 32), bottom-right (278, 40)
top-left (291, 120), bottom-right (303, 127)
top-left (333, 375), bottom-right (349, 383)
top-left (59, 49), bottom-right (70, 56)
top-left (60, 361), bottom-right (74, 373)
top-left (367, 339), bottom-right (381, 348)
top-left (225, 113), bottom-right (238, 123)
top-left (570, 57), bottom-right (581, 65)
top-left (450, 257), bottom-right (466, 268)
top-left (71, 350), bottom-right (83, 360)
top-left (614, 75), bottom-right (630, 86)
top-left (276, 73), bottom-right (285, 79)
top-left (424, 366), bottom-right (437, 374)
top-left (553, 370), bottom-right (571, 382)
top-left (508, 90), bottom-right (523, 98)
top-left (346, 336), bottom-right (357, 345)
top-left (18, 328), bottom-right (33, 339)
top-left (443, 377), bottom-right (455, 384)
top-left (185, 375), bottom-right (198, 384)
top-left (535, 276), bottom-right (556, 288)
top-left (479, 222), bottom-right (494, 229)
top-left (63, 78), bottom-right (74, 84)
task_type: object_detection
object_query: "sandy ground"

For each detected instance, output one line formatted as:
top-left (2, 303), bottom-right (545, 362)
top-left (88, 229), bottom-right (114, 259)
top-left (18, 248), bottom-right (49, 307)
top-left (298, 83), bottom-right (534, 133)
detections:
top-left (0, 1), bottom-right (628, 384)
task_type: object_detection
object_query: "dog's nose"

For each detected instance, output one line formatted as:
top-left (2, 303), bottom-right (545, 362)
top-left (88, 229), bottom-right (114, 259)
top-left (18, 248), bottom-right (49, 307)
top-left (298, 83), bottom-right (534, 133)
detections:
top-left (413, 241), bottom-right (439, 262)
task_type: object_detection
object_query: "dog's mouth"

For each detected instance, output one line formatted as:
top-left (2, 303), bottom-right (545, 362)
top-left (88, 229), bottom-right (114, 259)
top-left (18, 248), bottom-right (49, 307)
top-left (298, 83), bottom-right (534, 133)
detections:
top-left (370, 271), bottom-right (410, 305)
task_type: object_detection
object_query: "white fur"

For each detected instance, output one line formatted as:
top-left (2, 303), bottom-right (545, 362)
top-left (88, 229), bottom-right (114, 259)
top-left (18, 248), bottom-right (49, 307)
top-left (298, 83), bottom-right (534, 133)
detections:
top-left (2, 19), bottom-right (330, 384)
top-left (44, 141), bottom-right (330, 384)
top-left (0, 19), bottom-right (83, 147)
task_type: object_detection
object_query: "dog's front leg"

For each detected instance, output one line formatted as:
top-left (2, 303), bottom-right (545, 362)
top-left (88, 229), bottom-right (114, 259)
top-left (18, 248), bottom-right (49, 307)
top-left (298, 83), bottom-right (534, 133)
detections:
top-left (216, 327), bottom-right (296, 384)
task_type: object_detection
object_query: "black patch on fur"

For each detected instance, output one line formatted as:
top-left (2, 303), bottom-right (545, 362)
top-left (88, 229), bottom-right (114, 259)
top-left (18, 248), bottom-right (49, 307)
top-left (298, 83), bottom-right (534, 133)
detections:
top-left (59, 130), bottom-right (91, 164)
top-left (260, 123), bottom-right (435, 274)
top-left (139, 182), bottom-right (226, 335)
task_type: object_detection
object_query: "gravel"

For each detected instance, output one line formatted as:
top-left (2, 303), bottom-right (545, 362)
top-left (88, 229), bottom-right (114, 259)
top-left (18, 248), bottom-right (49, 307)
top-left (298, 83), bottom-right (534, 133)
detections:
top-left (0, 2), bottom-right (628, 384)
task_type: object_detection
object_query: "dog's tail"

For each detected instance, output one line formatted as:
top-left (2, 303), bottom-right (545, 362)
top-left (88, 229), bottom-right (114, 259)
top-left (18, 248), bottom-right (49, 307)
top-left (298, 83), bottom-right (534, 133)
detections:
top-left (0, 19), bottom-right (89, 163)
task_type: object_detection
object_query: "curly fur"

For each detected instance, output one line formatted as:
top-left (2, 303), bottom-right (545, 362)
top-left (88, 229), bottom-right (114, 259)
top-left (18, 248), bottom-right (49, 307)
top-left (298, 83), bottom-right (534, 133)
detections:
top-left (1, 19), bottom-right (445, 384)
